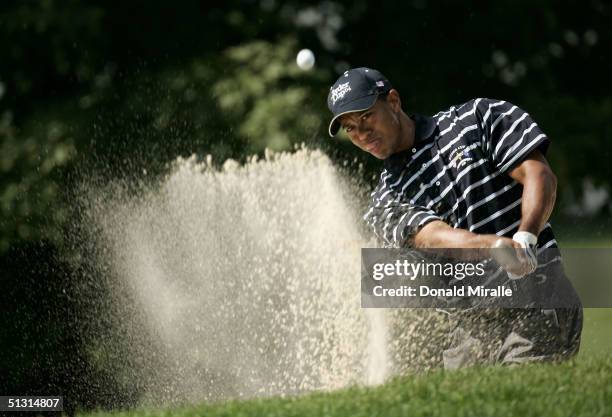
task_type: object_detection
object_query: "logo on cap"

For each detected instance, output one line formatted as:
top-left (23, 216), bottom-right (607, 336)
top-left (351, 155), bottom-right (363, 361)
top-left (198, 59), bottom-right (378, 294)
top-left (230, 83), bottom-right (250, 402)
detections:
top-left (330, 82), bottom-right (351, 105)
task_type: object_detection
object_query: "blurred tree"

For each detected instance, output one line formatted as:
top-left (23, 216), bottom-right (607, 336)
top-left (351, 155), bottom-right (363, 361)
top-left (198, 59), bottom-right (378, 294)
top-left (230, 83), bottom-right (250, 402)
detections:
top-left (213, 38), bottom-right (325, 152)
top-left (0, 0), bottom-right (610, 249)
top-left (330, 0), bottom-right (612, 212)
top-left (0, 0), bottom-right (327, 252)
top-left (1, 0), bottom-right (611, 412)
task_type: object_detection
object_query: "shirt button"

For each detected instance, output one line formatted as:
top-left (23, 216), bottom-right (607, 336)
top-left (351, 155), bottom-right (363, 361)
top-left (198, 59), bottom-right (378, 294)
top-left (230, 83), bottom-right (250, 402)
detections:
top-left (422, 163), bottom-right (427, 168)
top-left (412, 148), bottom-right (417, 153)
top-left (436, 181), bottom-right (441, 186)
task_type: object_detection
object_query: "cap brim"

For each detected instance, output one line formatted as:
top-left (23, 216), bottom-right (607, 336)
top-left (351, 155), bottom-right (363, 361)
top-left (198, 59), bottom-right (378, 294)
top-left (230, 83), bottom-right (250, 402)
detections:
top-left (328, 94), bottom-right (379, 137)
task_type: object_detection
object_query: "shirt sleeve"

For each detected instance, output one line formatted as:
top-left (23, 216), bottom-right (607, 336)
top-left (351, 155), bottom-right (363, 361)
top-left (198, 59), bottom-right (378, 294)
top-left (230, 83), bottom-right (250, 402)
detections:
top-left (477, 98), bottom-right (550, 173)
top-left (364, 172), bottom-right (442, 247)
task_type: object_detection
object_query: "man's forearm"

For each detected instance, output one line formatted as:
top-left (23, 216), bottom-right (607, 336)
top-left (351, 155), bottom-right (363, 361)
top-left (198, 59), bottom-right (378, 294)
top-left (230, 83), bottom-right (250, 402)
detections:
top-left (413, 220), bottom-right (504, 259)
top-left (508, 150), bottom-right (558, 237)
top-left (414, 221), bottom-right (493, 249)
top-left (517, 168), bottom-right (557, 236)
top-left (413, 221), bottom-right (532, 274)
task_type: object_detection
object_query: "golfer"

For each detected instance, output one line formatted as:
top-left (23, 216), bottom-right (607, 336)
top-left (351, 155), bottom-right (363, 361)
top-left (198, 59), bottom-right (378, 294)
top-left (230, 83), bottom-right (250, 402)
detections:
top-left (327, 67), bottom-right (582, 368)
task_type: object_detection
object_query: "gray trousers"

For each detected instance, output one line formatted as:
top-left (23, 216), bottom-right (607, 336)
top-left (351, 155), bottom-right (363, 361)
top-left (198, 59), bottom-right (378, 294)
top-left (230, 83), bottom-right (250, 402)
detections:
top-left (441, 307), bottom-right (583, 369)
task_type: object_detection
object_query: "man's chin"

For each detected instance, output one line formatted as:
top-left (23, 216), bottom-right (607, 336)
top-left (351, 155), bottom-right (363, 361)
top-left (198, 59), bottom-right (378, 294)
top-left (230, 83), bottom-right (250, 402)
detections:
top-left (369, 149), bottom-right (389, 160)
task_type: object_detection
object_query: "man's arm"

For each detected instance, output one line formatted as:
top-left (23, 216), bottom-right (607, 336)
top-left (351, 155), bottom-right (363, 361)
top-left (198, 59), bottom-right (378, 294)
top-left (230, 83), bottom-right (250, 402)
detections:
top-left (415, 149), bottom-right (557, 246)
top-left (412, 148), bottom-right (555, 276)
top-left (413, 220), bottom-right (500, 250)
top-left (413, 221), bottom-right (531, 274)
top-left (507, 149), bottom-right (557, 236)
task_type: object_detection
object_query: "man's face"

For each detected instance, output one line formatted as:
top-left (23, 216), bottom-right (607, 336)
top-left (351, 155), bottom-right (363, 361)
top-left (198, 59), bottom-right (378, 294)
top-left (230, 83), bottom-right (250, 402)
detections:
top-left (338, 92), bottom-right (404, 159)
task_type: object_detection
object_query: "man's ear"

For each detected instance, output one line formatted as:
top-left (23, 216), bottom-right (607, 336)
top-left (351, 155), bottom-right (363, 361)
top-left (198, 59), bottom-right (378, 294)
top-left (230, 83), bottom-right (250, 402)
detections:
top-left (387, 89), bottom-right (402, 112)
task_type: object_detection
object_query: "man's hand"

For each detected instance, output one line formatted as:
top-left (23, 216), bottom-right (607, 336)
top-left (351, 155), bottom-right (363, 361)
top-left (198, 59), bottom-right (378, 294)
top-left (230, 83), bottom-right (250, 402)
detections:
top-left (491, 236), bottom-right (537, 279)
top-left (512, 231), bottom-right (538, 273)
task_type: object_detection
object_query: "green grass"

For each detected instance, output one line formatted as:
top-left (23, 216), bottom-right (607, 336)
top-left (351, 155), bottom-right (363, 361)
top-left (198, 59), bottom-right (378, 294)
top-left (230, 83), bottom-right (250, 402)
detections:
top-left (79, 229), bottom-right (612, 417)
top-left (556, 222), bottom-right (612, 358)
top-left (580, 308), bottom-right (612, 358)
top-left (77, 310), bottom-right (612, 417)
top-left (555, 220), bottom-right (612, 359)
top-left (77, 309), bottom-right (612, 417)
top-left (81, 356), bottom-right (611, 417)
top-left (554, 216), bottom-right (612, 248)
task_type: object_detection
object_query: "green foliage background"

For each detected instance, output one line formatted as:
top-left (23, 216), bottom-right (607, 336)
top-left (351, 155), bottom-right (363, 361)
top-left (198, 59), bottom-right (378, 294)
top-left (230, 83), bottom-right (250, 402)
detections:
top-left (0, 0), bottom-right (610, 413)
top-left (1, 0), bottom-right (611, 252)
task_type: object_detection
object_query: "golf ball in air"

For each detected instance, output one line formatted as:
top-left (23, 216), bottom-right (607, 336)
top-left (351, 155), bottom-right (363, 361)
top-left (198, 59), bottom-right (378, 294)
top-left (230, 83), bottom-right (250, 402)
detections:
top-left (296, 49), bottom-right (315, 70)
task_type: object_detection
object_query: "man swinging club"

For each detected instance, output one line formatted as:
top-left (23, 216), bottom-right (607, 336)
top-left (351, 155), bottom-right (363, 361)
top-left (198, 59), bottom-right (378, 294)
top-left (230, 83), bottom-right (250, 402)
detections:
top-left (327, 67), bottom-right (582, 368)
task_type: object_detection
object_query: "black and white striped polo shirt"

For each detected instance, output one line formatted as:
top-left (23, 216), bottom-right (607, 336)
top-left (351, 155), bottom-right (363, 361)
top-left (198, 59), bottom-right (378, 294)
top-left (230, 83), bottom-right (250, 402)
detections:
top-left (365, 98), bottom-right (557, 249)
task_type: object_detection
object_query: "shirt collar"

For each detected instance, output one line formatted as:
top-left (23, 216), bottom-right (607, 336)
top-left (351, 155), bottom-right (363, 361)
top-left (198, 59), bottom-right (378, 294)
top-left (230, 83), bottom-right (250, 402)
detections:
top-left (412, 113), bottom-right (437, 144)
top-left (383, 114), bottom-right (437, 174)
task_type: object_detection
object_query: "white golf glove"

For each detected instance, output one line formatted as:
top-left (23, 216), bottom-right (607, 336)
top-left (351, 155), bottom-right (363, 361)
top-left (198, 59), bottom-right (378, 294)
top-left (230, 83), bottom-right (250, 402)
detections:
top-left (507, 231), bottom-right (538, 280)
